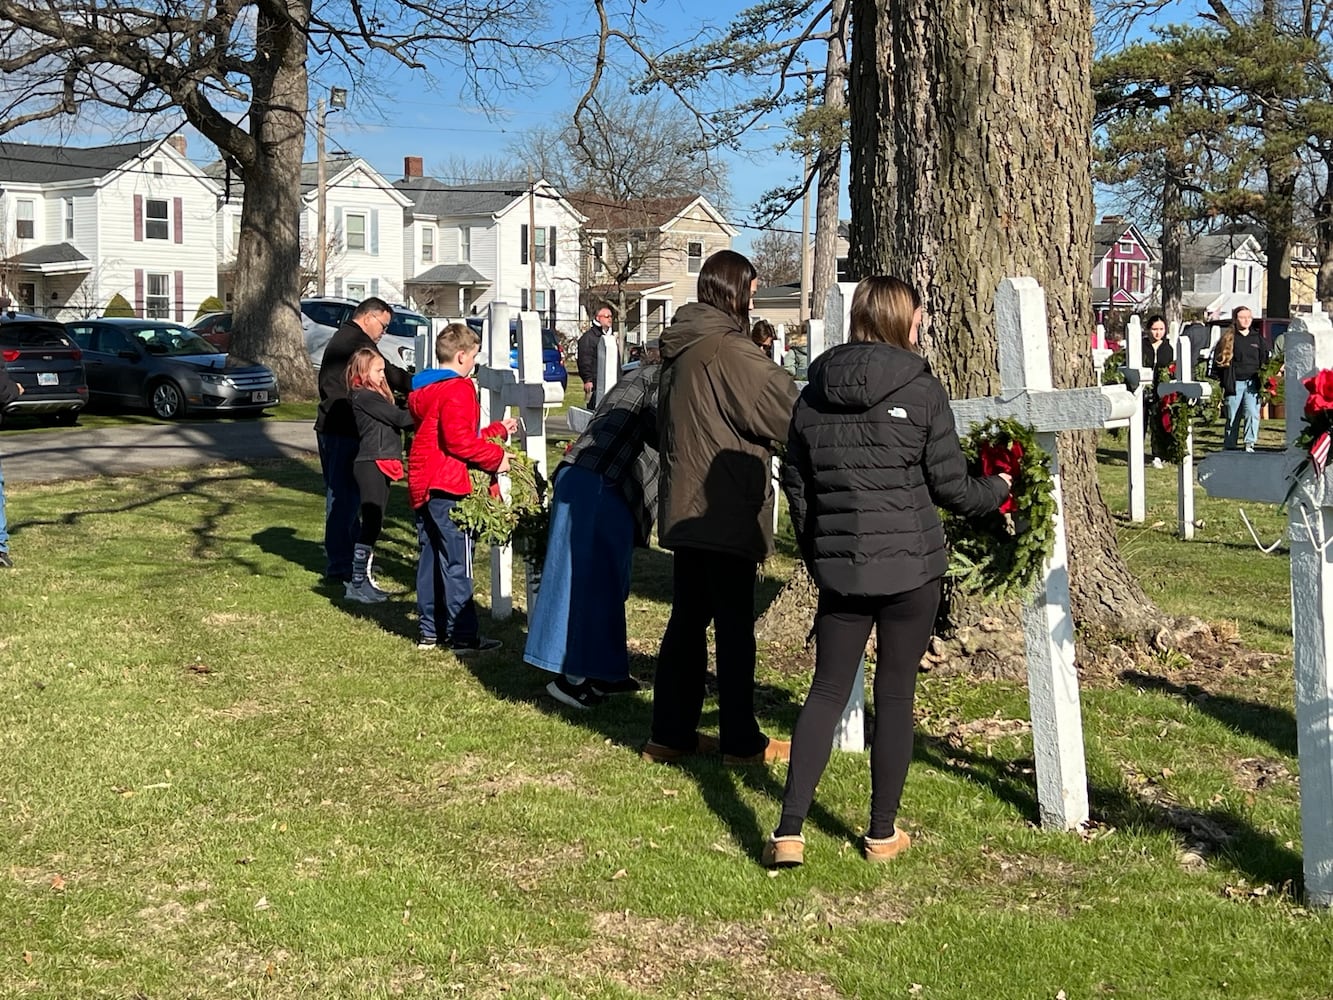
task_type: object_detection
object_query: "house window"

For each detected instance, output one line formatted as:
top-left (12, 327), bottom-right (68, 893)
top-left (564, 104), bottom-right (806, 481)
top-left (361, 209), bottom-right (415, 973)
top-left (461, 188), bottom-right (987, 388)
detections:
top-left (422, 226), bottom-right (435, 263)
top-left (346, 281), bottom-right (366, 300)
top-left (152, 161), bottom-right (164, 177)
top-left (534, 289), bottom-right (546, 311)
top-left (533, 226), bottom-right (547, 264)
top-left (1129, 263), bottom-right (1144, 294)
top-left (145, 273), bottom-right (171, 318)
top-left (593, 239), bottom-right (604, 260)
top-left (345, 213), bottom-right (366, 251)
top-left (231, 215), bottom-right (241, 251)
top-left (15, 200), bottom-right (34, 240)
top-left (1117, 237), bottom-right (1134, 254)
top-left (145, 199), bottom-right (169, 240)
top-left (63, 198), bottom-right (74, 240)
top-left (461, 226), bottom-right (472, 262)
top-left (688, 241), bottom-right (703, 273)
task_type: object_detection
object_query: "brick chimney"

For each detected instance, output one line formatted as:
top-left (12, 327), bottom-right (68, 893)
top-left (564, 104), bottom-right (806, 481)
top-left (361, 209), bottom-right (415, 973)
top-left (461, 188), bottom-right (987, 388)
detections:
top-left (167, 135), bottom-right (187, 156)
top-left (404, 156), bottom-right (423, 179)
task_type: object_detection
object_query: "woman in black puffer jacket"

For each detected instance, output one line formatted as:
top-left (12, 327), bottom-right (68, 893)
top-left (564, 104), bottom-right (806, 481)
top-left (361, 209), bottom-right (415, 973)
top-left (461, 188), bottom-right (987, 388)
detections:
top-left (763, 275), bottom-right (1011, 869)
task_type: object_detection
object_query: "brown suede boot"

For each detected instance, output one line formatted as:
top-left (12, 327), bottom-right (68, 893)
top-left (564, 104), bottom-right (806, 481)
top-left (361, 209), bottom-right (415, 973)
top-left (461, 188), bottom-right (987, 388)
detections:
top-left (722, 737), bottom-right (791, 766)
top-left (640, 732), bottom-right (720, 764)
top-left (863, 827), bottom-right (911, 863)
top-left (762, 834), bottom-right (805, 868)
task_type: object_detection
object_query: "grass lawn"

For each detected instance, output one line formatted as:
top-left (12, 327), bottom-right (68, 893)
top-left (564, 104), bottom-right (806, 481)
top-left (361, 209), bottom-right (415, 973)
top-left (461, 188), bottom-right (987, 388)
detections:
top-left (1, 418), bottom-right (1326, 998)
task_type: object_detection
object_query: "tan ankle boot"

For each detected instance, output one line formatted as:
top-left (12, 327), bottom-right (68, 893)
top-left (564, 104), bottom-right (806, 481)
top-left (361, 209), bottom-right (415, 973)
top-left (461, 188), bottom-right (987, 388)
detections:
top-left (863, 827), bottom-right (911, 863)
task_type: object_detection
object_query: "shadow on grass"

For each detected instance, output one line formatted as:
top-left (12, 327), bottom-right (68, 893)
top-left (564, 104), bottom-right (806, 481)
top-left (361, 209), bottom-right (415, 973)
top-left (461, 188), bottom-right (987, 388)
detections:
top-left (1121, 669), bottom-right (1298, 757)
top-left (915, 734), bottom-right (1304, 892)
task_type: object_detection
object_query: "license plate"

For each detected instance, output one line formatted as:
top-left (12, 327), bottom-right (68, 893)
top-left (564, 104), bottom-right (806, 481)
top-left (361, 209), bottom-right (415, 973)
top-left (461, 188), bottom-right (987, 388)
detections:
top-left (37, 372), bottom-right (57, 386)
top-left (251, 390), bottom-right (269, 403)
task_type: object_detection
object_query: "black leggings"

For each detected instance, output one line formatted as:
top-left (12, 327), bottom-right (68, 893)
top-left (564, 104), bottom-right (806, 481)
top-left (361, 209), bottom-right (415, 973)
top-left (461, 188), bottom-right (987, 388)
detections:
top-left (778, 580), bottom-right (941, 839)
top-left (651, 547), bottom-right (765, 758)
top-left (353, 462), bottom-right (391, 546)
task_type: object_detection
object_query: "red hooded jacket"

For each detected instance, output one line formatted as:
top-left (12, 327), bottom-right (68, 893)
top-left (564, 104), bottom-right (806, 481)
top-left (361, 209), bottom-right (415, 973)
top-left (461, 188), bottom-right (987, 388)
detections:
top-left (407, 371), bottom-right (508, 509)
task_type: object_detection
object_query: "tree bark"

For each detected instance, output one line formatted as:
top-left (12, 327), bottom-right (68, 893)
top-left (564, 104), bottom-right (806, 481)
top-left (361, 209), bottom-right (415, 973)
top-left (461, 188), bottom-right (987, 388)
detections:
top-left (1316, 151), bottom-right (1333, 313)
top-left (810, 0), bottom-right (849, 320)
top-left (1160, 99), bottom-right (1184, 329)
top-left (842, 0), bottom-right (1160, 639)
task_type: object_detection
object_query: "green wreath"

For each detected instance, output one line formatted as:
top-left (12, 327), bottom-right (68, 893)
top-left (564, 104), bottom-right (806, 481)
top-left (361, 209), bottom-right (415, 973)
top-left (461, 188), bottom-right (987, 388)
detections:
top-left (450, 442), bottom-right (549, 562)
top-left (941, 418), bottom-right (1058, 602)
top-left (1100, 349), bottom-right (1126, 386)
top-left (1149, 392), bottom-right (1196, 465)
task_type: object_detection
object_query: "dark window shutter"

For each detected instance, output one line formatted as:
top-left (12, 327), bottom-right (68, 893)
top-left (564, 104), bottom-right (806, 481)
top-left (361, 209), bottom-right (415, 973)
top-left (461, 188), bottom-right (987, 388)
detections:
top-left (133, 195), bottom-right (143, 242)
top-left (520, 224), bottom-right (528, 265)
top-left (548, 226), bottom-right (556, 265)
top-left (173, 198), bottom-right (183, 244)
top-left (174, 271), bottom-right (184, 321)
top-left (134, 269), bottom-right (145, 315)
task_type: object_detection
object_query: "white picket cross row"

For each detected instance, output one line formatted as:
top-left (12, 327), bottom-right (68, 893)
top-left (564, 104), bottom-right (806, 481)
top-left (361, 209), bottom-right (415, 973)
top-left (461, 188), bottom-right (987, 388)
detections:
top-left (1197, 312), bottom-right (1333, 907)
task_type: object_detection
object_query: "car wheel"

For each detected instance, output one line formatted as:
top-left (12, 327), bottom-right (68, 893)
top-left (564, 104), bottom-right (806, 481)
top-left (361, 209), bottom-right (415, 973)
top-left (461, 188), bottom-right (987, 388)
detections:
top-left (150, 380), bottom-right (186, 419)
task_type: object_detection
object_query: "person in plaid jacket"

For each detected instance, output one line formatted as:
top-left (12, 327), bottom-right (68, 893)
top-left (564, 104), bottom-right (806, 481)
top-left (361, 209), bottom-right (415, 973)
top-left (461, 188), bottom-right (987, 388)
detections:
top-left (524, 361), bottom-right (661, 709)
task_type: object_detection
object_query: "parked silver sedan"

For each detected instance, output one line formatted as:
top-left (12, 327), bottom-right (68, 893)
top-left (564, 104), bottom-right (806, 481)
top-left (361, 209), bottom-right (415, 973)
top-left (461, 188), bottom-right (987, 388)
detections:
top-left (65, 319), bottom-right (279, 419)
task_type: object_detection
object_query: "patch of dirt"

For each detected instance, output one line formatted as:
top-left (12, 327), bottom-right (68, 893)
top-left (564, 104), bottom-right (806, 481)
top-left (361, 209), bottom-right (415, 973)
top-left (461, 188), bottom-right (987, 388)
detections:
top-left (1231, 756), bottom-right (1295, 793)
top-left (429, 753), bottom-right (580, 802)
top-left (205, 699), bottom-right (272, 720)
top-left (137, 898), bottom-right (212, 932)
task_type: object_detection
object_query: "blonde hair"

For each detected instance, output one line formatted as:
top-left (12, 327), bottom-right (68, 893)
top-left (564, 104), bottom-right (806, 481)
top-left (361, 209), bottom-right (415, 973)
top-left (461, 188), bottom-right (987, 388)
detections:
top-left (345, 347), bottom-right (392, 402)
top-left (849, 276), bottom-right (921, 349)
top-left (435, 322), bottom-right (480, 364)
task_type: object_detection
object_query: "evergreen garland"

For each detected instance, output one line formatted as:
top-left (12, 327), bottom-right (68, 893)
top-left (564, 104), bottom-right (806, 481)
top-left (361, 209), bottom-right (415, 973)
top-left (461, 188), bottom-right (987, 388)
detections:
top-left (941, 418), bottom-right (1057, 602)
top-left (1149, 392), bottom-right (1196, 464)
top-left (449, 442), bottom-right (549, 562)
top-left (1100, 349), bottom-right (1126, 386)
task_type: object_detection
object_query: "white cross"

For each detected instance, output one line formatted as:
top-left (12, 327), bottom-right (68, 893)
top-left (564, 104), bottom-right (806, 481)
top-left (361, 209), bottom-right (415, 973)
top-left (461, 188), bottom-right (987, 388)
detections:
top-left (1123, 315), bottom-right (1150, 523)
top-left (1196, 312), bottom-right (1333, 907)
top-left (1154, 328), bottom-right (1213, 540)
top-left (474, 302), bottom-right (563, 620)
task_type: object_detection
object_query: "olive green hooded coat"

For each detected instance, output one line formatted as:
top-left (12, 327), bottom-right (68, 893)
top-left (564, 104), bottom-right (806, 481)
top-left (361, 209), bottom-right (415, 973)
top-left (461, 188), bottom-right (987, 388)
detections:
top-left (656, 302), bottom-right (800, 562)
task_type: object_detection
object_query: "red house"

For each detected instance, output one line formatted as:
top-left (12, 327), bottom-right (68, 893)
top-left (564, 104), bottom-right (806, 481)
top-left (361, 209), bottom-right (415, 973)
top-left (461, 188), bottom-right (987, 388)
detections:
top-left (1089, 217), bottom-right (1158, 326)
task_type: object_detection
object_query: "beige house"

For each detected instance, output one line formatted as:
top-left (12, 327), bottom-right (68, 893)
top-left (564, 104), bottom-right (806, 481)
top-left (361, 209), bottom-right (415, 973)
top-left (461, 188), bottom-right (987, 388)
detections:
top-left (569, 193), bottom-right (737, 339)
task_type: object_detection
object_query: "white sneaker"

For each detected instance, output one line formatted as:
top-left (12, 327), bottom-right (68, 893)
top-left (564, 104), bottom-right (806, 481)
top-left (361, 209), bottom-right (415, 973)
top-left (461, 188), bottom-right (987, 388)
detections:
top-left (344, 579), bottom-right (388, 604)
top-left (1245, 444), bottom-right (1255, 453)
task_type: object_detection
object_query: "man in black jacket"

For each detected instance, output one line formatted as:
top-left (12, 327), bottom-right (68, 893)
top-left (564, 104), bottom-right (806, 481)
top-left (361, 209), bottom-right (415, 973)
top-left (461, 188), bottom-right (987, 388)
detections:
top-left (314, 296), bottom-right (411, 582)
top-left (576, 304), bottom-right (613, 406)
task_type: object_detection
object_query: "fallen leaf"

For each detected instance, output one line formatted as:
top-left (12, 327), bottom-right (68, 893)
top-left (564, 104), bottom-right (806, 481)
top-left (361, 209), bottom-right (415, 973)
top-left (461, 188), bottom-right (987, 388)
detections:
top-left (265, 961), bottom-right (276, 978)
top-left (22, 951), bottom-right (33, 966)
top-left (908, 985), bottom-right (923, 996)
top-left (611, 868), bottom-right (628, 880)
top-left (254, 896), bottom-right (270, 910)
top-left (1056, 991), bottom-right (1068, 1000)
top-left (660, 788), bottom-right (679, 797)
top-left (49, 875), bottom-right (65, 892)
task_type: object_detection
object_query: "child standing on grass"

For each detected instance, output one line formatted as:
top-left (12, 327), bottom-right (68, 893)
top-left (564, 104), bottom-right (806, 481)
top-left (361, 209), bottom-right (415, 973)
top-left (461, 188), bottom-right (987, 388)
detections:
top-left (345, 348), bottom-right (414, 604)
top-left (408, 324), bottom-right (516, 654)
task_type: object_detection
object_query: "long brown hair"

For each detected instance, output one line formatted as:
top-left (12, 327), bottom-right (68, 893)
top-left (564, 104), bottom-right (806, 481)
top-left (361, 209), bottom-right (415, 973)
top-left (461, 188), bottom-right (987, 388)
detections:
top-left (1214, 307), bottom-right (1251, 368)
top-left (345, 347), bottom-right (392, 402)
top-left (849, 275), bottom-right (921, 349)
top-left (695, 249), bottom-right (758, 328)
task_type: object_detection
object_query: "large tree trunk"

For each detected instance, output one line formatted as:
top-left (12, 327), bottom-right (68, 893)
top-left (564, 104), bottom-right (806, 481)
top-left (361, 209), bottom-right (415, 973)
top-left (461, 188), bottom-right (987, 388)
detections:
top-left (840, 0), bottom-right (1161, 642)
top-left (209, 0), bottom-right (314, 398)
top-left (809, 0), bottom-right (849, 320)
top-left (1264, 161), bottom-right (1296, 320)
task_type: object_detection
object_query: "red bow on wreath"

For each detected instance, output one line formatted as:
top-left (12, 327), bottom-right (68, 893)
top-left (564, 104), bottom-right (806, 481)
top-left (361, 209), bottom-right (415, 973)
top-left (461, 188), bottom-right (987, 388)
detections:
top-left (1159, 392), bottom-right (1180, 434)
top-left (980, 440), bottom-right (1022, 514)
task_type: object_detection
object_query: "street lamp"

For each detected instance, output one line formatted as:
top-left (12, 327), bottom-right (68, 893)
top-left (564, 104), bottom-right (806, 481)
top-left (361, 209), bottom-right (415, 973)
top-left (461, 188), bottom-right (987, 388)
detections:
top-left (316, 87), bottom-right (348, 297)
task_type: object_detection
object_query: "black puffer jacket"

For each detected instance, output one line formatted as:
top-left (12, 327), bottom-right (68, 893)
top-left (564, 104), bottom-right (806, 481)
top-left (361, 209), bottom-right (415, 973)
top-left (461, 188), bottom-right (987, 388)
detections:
top-left (782, 342), bottom-right (1009, 598)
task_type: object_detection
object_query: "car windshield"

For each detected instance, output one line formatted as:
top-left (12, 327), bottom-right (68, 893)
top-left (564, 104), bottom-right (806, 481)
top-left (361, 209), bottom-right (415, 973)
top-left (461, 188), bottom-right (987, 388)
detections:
top-left (0, 323), bottom-right (72, 348)
top-left (128, 325), bottom-right (221, 356)
top-left (387, 312), bottom-right (429, 339)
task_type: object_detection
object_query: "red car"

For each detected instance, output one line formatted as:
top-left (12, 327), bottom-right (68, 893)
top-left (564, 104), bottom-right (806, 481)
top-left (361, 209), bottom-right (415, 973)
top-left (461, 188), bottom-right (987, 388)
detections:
top-left (189, 311), bottom-right (234, 352)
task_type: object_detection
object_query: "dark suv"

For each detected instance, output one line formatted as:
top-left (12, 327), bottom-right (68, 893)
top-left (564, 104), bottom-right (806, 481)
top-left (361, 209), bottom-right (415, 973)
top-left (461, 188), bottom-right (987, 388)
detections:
top-left (0, 312), bottom-right (88, 425)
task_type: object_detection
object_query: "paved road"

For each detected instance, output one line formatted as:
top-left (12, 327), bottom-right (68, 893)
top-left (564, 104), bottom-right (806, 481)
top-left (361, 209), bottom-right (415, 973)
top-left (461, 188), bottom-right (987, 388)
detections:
top-left (1, 420), bottom-right (319, 484)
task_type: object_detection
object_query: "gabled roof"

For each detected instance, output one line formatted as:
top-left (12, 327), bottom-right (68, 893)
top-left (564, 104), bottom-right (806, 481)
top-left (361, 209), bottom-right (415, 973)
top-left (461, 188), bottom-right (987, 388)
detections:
top-left (568, 193), bottom-right (736, 236)
top-left (1091, 221), bottom-right (1159, 263)
top-left (394, 178), bottom-right (530, 218)
top-left (1181, 232), bottom-right (1265, 271)
top-left (0, 139), bottom-right (157, 184)
top-left (406, 263), bottom-right (492, 286)
top-left (204, 156), bottom-right (410, 206)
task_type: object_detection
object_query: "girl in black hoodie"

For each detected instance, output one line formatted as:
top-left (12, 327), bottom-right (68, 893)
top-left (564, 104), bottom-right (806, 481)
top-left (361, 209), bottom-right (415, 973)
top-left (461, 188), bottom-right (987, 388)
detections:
top-left (764, 276), bottom-right (1011, 869)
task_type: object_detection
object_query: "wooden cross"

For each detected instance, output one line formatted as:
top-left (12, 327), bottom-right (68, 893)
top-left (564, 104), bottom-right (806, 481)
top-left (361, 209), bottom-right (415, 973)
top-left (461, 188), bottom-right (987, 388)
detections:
top-left (1196, 312), bottom-right (1333, 907)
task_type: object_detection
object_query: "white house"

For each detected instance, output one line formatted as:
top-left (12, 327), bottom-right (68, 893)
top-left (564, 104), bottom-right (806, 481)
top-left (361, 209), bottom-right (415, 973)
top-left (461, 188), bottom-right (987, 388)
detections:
top-left (394, 157), bottom-right (586, 331)
top-left (0, 136), bottom-right (222, 321)
top-left (210, 155), bottom-right (412, 306)
top-left (1181, 232), bottom-right (1266, 319)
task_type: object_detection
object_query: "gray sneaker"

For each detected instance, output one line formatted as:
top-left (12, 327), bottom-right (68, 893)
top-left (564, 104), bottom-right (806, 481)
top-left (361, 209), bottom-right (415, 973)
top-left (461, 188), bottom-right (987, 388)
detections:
top-left (344, 579), bottom-right (388, 604)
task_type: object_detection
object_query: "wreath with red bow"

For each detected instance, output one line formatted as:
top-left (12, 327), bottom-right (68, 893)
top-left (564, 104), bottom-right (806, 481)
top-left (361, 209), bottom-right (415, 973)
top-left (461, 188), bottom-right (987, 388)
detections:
top-left (1149, 391), bottom-right (1198, 465)
top-left (1287, 368), bottom-right (1333, 501)
top-left (941, 418), bottom-right (1057, 602)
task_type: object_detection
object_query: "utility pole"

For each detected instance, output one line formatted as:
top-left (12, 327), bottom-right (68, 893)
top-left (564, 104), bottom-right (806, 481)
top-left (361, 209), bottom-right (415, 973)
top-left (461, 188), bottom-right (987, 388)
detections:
top-left (798, 68), bottom-right (814, 325)
top-left (315, 87), bottom-right (347, 298)
top-left (316, 97), bottom-right (327, 297)
top-left (528, 167), bottom-right (537, 318)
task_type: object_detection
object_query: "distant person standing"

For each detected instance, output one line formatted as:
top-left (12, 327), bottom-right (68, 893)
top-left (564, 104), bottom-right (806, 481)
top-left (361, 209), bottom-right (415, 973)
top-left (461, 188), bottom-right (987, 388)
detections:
top-left (0, 361), bottom-right (23, 567)
top-left (314, 297), bottom-right (411, 583)
top-left (1142, 314), bottom-right (1174, 380)
top-left (577, 305), bottom-right (614, 406)
top-left (1210, 306), bottom-right (1270, 453)
top-left (751, 319), bottom-right (777, 358)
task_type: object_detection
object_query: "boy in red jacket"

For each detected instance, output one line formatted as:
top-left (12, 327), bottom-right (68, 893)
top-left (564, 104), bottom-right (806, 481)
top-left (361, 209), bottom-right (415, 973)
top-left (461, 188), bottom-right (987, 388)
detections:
top-left (408, 323), bottom-right (516, 653)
